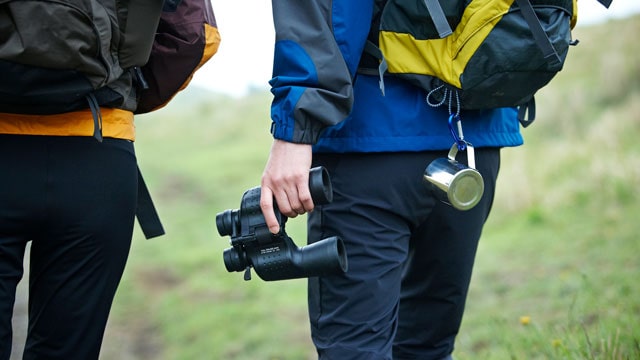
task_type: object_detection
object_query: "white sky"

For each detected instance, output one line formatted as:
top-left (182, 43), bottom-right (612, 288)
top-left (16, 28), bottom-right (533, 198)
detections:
top-left (193, 0), bottom-right (640, 97)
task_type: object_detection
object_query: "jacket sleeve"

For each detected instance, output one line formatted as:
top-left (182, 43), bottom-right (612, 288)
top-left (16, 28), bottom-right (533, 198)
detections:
top-left (269, 0), bottom-right (374, 144)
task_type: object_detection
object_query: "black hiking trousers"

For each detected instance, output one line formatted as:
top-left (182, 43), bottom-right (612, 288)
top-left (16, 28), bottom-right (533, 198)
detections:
top-left (308, 149), bottom-right (500, 360)
top-left (0, 135), bottom-right (137, 360)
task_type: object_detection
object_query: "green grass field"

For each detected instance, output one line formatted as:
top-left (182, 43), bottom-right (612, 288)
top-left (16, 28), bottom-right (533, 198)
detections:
top-left (97, 16), bottom-right (639, 359)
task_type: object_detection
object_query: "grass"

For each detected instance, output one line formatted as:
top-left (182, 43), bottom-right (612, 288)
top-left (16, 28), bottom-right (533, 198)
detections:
top-left (454, 17), bottom-right (640, 360)
top-left (98, 15), bottom-right (640, 360)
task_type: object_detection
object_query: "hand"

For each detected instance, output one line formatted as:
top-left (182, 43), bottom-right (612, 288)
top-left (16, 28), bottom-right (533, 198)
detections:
top-left (260, 139), bottom-right (313, 234)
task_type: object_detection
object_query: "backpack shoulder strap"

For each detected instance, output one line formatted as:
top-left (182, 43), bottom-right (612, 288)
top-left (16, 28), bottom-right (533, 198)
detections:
top-left (422, 0), bottom-right (453, 38)
top-left (360, 40), bottom-right (389, 96)
top-left (118, 0), bottom-right (164, 68)
top-left (515, 0), bottom-right (562, 68)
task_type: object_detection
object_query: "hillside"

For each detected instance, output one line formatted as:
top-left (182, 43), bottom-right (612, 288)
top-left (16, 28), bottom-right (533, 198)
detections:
top-left (10, 14), bottom-right (639, 360)
top-left (111, 14), bottom-right (640, 360)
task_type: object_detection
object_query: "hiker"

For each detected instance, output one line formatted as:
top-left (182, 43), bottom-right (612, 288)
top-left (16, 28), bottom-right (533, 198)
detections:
top-left (260, 1), bottom-right (524, 359)
top-left (0, 1), bottom-right (219, 358)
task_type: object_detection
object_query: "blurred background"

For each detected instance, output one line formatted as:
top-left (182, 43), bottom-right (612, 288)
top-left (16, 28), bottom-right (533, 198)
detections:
top-left (11, 2), bottom-right (640, 359)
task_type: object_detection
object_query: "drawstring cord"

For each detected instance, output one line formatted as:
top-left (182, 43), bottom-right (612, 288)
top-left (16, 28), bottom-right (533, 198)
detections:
top-left (426, 85), bottom-right (461, 118)
top-left (86, 94), bottom-right (103, 142)
top-left (426, 85), bottom-right (467, 151)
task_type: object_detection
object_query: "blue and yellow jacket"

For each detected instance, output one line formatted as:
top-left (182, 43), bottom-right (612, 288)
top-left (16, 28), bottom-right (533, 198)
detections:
top-left (269, 0), bottom-right (523, 153)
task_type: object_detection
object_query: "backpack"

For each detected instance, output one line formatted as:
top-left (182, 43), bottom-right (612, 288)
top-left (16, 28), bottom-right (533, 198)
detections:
top-left (135, 0), bottom-right (220, 114)
top-left (360, 0), bottom-right (612, 126)
top-left (0, 0), bottom-right (220, 238)
top-left (0, 0), bottom-right (162, 117)
top-left (0, 0), bottom-right (218, 117)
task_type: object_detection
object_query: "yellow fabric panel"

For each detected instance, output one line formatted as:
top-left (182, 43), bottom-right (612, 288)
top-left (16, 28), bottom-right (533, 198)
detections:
top-left (379, 0), bottom-right (515, 88)
top-left (379, 31), bottom-right (448, 78)
top-left (202, 25), bottom-right (222, 69)
top-left (572, 0), bottom-right (578, 29)
top-left (0, 108), bottom-right (135, 140)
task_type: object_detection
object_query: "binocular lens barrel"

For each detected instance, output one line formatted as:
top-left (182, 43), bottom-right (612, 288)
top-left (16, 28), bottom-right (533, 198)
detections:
top-left (295, 236), bottom-right (347, 275)
top-left (309, 166), bottom-right (333, 205)
top-left (215, 209), bottom-right (236, 237)
top-left (223, 246), bottom-right (247, 272)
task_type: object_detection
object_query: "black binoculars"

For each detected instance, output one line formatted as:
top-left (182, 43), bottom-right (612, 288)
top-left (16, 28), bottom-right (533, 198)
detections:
top-left (216, 167), bottom-right (348, 281)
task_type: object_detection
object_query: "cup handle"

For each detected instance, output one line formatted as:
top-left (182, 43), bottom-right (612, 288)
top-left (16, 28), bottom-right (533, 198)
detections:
top-left (447, 143), bottom-right (458, 161)
top-left (466, 143), bottom-right (476, 170)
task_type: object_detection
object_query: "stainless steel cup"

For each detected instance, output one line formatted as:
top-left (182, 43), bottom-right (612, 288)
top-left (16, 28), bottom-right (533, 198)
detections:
top-left (424, 143), bottom-right (484, 211)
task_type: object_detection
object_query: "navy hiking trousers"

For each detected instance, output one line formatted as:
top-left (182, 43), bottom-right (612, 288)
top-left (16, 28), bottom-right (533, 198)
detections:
top-left (308, 149), bottom-right (500, 360)
top-left (0, 135), bottom-right (137, 360)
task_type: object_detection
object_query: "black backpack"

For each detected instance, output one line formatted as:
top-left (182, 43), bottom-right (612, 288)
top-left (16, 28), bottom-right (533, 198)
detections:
top-left (360, 0), bottom-right (612, 125)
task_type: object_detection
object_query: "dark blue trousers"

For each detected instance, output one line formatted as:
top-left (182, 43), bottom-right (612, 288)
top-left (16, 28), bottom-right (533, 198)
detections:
top-left (0, 135), bottom-right (137, 360)
top-left (308, 149), bottom-right (500, 360)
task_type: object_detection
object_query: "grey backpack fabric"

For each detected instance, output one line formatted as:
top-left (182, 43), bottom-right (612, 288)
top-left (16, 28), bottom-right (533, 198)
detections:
top-left (0, 0), bottom-right (164, 114)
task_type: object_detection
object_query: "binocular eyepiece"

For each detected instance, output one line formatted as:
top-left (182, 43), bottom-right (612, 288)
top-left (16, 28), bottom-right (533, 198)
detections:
top-left (216, 167), bottom-right (348, 281)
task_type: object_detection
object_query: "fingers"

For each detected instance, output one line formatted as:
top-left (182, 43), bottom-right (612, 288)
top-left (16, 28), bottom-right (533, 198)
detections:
top-left (261, 140), bottom-right (314, 234)
top-left (259, 186), bottom-right (281, 234)
top-left (272, 173), bottom-right (314, 216)
top-left (296, 181), bottom-right (314, 214)
top-left (261, 172), bottom-right (314, 234)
